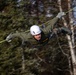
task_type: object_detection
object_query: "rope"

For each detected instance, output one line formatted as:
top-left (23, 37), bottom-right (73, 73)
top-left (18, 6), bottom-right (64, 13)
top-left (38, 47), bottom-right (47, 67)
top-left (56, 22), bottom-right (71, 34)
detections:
top-left (41, 6), bottom-right (76, 26)
top-left (0, 40), bottom-right (6, 44)
top-left (65, 6), bottom-right (76, 14)
top-left (20, 6), bottom-right (76, 33)
top-left (0, 7), bottom-right (75, 44)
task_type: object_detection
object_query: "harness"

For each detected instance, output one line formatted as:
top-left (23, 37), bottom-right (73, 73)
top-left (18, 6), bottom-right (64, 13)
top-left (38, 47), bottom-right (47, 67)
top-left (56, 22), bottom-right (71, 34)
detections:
top-left (39, 37), bottom-right (49, 45)
top-left (37, 31), bottom-right (54, 45)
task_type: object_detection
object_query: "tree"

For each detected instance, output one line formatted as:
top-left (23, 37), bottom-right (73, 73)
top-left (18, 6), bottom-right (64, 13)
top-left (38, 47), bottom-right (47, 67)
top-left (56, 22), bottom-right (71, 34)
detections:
top-left (0, 0), bottom-right (76, 75)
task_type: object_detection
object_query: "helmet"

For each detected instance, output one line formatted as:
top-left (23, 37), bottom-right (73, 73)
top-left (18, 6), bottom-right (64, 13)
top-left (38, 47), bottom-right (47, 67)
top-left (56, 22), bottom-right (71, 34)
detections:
top-left (30, 25), bottom-right (41, 35)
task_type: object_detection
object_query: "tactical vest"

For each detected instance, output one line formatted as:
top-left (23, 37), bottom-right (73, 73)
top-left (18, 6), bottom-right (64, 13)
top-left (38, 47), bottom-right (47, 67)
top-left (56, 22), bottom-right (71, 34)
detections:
top-left (35, 31), bottom-right (49, 45)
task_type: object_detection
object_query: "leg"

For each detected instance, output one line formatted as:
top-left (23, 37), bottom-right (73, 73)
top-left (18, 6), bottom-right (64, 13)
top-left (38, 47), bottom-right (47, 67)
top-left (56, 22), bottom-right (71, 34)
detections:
top-left (57, 27), bottom-right (72, 35)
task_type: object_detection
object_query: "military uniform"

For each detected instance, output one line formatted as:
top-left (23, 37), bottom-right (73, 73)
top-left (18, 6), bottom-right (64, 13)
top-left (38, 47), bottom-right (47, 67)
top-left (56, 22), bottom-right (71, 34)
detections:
top-left (9, 17), bottom-right (58, 46)
top-left (7, 16), bottom-right (71, 48)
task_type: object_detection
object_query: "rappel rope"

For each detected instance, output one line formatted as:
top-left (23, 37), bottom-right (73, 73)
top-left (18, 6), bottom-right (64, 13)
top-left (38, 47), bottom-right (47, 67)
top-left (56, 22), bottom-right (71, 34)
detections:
top-left (0, 7), bottom-right (75, 44)
top-left (65, 6), bottom-right (76, 14)
top-left (42, 6), bottom-right (76, 26)
top-left (0, 40), bottom-right (6, 44)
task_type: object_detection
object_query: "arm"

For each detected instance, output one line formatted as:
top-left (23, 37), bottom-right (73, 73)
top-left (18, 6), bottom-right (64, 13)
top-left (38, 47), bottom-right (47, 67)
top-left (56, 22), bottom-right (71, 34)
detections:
top-left (42, 17), bottom-right (59, 33)
top-left (6, 31), bottom-right (31, 44)
top-left (41, 12), bottom-right (65, 33)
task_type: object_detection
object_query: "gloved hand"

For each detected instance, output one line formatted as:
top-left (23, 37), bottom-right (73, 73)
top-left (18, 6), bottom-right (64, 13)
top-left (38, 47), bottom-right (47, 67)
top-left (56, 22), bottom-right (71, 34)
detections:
top-left (6, 33), bottom-right (13, 42)
top-left (56, 12), bottom-right (66, 18)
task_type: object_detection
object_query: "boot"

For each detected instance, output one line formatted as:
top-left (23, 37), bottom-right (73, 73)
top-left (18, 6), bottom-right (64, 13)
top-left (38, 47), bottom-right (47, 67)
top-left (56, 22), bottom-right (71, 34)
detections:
top-left (60, 27), bottom-right (72, 35)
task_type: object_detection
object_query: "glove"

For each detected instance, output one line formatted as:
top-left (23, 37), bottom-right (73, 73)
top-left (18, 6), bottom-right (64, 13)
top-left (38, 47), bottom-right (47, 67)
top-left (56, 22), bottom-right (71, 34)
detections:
top-left (6, 33), bottom-right (13, 42)
top-left (56, 12), bottom-right (66, 18)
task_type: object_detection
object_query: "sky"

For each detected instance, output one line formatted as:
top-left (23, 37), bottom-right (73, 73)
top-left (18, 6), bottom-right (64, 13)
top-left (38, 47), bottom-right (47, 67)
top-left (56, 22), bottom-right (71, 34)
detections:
top-left (72, 0), bottom-right (76, 25)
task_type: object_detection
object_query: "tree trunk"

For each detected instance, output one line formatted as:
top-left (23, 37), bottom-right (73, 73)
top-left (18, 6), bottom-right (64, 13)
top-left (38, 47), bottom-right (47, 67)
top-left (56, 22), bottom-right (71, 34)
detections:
top-left (68, 0), bottom-right (75, 47)
top-left (58, 0), bottom-right (76, 75)
top-left (68, 0), bottom-right (76, 75)
top-left (21, 47), bottom-right (25, 72)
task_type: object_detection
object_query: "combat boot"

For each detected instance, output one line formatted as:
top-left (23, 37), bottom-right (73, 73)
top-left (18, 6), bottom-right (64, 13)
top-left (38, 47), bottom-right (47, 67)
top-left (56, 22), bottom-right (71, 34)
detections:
top-left (60, 27), bottom-right (72, 35)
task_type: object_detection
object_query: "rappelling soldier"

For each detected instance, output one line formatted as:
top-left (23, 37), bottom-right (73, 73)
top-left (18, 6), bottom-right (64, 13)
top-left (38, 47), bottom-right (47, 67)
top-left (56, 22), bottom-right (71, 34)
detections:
top-left (5, 12), bottom-right (71, 48)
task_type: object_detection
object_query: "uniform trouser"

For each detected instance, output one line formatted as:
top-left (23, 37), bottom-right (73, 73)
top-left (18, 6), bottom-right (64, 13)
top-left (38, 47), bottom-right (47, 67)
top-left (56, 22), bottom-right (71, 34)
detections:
top-left (57, 27), bottom-right (72, 35)
top-left (49, 27), bottom-right (72, 39)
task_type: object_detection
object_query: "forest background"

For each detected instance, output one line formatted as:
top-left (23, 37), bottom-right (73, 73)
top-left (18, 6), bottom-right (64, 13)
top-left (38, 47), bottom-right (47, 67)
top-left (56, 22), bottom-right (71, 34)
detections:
top-left (0, 0), bottom-right (76, 75)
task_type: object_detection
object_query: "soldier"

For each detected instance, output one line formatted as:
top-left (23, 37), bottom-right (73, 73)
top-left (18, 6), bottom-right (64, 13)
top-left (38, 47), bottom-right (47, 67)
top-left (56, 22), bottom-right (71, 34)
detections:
top-left (6, 12), bottom-right (71, 48)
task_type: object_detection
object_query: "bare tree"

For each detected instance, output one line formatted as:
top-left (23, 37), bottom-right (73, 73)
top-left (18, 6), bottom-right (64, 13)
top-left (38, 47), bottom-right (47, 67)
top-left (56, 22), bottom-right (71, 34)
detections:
top-left (58, 0), bottom-right (76, 75)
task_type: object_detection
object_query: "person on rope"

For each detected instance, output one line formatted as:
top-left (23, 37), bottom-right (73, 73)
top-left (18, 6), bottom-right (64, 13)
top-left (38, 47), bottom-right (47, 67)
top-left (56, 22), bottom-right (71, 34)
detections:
top-left (5, 12), bottom-right (71, 48)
